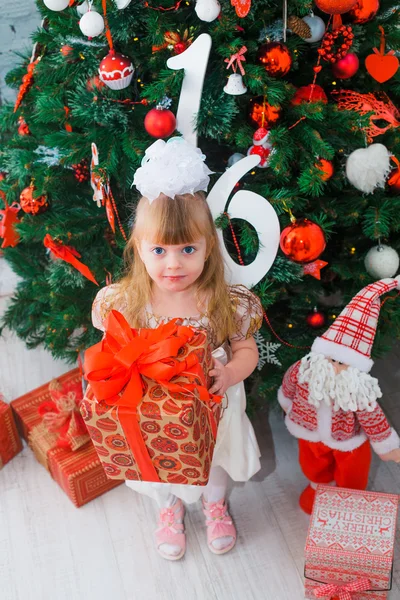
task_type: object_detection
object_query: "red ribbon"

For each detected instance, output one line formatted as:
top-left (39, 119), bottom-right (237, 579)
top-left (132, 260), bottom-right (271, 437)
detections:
top-left (314, 577), bottom-right (371, 600)
top-left (84, 310), bottom-right (221, 482)
top-left (225, 46), bottom-right (247, 76)
top-left (43, 234), bottom-right (98, 285)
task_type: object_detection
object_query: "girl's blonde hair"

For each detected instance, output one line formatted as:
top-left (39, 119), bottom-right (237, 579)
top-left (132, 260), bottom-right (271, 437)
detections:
top-left (117, 192), bottom-right (236, 345)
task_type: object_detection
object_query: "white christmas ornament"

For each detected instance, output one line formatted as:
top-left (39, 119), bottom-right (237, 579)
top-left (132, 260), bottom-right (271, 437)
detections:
top-left (346, 144), bottom-right (391, 194)
top-left (44, 0), bottom-right (70, 10)
top-left (227, 153), bottom-right (245, 168)
top-left (224, 73), bottom-right (247, 95)
top-left (364, 245), bottom-right (400, 279)
top-left (255, 332), bottom-right (281, 369)
top-left (113, 0), bottom-right (132, 7)
top-left (133, 138), bottom-right (213, 202)
top-left (195, 0), bottom-right (221, 22)
top-left (302, 14), bottom-right (326, 43)
top-left (77, 1), bottom-right (91, 16)
top-left (79, 11), bottom-right (105, 37)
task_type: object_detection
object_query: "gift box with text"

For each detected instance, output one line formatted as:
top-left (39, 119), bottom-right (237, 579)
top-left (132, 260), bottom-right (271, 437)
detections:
top-left (304, 485), bottom-right (398, 600)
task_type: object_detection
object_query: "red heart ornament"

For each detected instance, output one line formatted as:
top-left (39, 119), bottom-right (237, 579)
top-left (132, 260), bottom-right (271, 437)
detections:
top-left (313, 65), bottom-right (322, 73)
top-left (365, 50), bottom-right (399, 83)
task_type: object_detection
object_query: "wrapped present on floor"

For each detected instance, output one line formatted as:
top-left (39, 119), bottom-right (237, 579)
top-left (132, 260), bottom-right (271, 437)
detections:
top-left (304, 485), bottom-right (398, 600)
top-left (0, 397), bottom-right (22, 468)
top-left (81, 310), bottom-right (222, 485)
top-left (11, 369), bottom-right (121, 507)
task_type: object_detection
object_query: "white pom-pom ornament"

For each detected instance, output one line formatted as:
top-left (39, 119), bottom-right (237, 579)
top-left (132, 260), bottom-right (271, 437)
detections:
top-left (99, 50), bottom-right (134, 90)
top-left (195, 0), bottom-right (221, 22)
top-left (80, 10), bottom-right (105, 37)
top-left (302, 15), bottom-right (326, 43)
top-left (346, 143), bottom-right (391, 194)
top-left (44, 0), bottom-right (70, 10)
top-left (364, 245), bottom-right (400, 279)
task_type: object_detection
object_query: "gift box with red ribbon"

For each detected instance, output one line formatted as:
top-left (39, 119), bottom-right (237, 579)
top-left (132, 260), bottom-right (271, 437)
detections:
top-left (304, 485), bottom-right (398, 600)
top-left (11, 369), bottom-right (121, 507)
top-left (0, 398), bottom-right (22, 468)
top-left (81, 310), bottom-right (222, 485)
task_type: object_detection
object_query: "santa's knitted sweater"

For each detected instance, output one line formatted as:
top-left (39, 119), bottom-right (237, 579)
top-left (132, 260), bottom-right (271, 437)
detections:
top-left (278, 361), bottom-right (400, 454)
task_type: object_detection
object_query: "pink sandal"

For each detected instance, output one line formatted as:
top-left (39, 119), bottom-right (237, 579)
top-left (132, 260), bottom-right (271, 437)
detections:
top-left (202, 498), bottom-right (237, 555)
top-left (155, 499), bottom-right (186, 561)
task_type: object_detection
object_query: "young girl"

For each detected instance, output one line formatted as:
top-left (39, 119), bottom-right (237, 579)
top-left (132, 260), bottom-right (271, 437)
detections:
top-left (91, 139), bottom-right (263, 560)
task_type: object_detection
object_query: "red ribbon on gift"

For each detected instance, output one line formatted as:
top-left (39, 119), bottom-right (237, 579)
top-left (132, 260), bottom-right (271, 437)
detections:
top-left (84, 310), bottom-right (221, 482)
top-left (225, 46), bottom-right (247, 75)
top-left (314, 577), bottom-right (371, 600)
top-left (38, 380), bottom-right (89, 451)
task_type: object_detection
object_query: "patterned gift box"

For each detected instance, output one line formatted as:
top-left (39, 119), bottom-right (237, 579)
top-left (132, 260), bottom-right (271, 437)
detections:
top-left (11, 369), bottom-right (121, 507)
top-left (81, 311), bottom-right (222, 485)
top-left (304, 485), bottom-right (398, 600)
top-left (0, 398), bottom-right (22, 467)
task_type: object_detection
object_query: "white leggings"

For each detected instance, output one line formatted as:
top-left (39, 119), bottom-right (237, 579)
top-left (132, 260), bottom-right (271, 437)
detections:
top-left (152, 466), bottom-right (229, 508)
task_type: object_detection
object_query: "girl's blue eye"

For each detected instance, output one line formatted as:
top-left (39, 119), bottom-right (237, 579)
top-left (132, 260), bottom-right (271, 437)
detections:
top-left (182, 246), bottom-right (196, 255)
top-left (152, 247), bottom-right (165, 255)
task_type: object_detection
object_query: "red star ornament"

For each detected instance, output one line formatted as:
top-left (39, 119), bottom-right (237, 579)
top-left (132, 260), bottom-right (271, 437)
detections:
top-left (303, 260), bottom-right (328, 280)
top-left (0, 203), bottom-right (21, 248)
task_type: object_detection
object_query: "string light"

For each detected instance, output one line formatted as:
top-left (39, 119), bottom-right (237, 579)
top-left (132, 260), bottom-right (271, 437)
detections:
top-left (350, 247), bottom-right (356, 254)
top-left (251, 170), bottom-right (256, 175)
top-left (287, 323), bottom-right (293, 328)
top-left (332, 81), bottom-right (337, 86)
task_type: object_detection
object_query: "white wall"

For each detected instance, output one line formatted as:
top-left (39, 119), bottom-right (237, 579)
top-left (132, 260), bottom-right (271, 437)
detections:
top-left (0, 0), bottom-right (40, 102)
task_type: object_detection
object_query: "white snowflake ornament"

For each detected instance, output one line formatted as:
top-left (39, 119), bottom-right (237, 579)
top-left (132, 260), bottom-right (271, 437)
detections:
top-left (254, 331), bottom-right (282, 370)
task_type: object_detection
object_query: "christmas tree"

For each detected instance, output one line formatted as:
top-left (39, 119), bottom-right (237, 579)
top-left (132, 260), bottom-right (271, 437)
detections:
top-left (0, 0), bottom-right (399, 403)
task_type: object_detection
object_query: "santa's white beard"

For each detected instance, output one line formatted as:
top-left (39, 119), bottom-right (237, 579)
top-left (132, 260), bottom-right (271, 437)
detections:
top-left (298, 353), bottom-right (382, 412)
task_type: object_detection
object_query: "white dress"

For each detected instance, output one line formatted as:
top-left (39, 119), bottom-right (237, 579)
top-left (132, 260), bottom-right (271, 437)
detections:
top-left (91, 283), bottom-right (263, 504)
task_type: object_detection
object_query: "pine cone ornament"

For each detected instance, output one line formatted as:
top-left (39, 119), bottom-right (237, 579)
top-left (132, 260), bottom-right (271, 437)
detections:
top-left (287, 16), bottom-right (312, 39)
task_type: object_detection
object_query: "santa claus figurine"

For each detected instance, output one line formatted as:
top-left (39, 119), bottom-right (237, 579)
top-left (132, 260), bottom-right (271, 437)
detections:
top-left (278, 276), bottom-right (400, 514)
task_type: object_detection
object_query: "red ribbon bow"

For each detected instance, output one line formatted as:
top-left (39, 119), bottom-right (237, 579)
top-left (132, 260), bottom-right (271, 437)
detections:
top-left (38, 381), bottom-right (89, 451)
top-left (225, 46), bottom-right (247, 76)
top-left (314, 577), bottom-right (371, 600)
top-left (84, 310), bottom-right (221, 481)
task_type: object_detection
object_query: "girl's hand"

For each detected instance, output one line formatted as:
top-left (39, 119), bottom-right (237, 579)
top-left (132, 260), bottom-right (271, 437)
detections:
top-left (379, 448), bottom-right (400, 463)
top-left (209, 358), bottom-right (233, 396)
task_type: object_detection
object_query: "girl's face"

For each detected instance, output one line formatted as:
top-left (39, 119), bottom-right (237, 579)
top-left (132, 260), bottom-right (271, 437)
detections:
top-left (137, 237), bottom-right (208, 292)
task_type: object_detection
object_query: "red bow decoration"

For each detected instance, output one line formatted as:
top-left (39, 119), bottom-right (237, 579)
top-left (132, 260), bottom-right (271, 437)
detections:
top-left (38, 379), bottom-right (89, 451)
top-left (314, 577), bottom-right (371, 600)
top-left (84, 310), bottom-right (221, 482)
top-left (225, 46), bottom-right (247, 75)
top-left (0, 202), bottom-right (21, 248)
top-left (43, 234), bottom-right (98, 285)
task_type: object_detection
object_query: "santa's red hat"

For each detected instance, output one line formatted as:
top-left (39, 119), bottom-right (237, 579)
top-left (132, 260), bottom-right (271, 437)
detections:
top-left (312, 276), bottom-right (400, 372)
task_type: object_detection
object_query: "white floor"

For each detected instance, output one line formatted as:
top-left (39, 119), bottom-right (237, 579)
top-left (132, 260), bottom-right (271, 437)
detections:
top-left (1, 259), bottom-right (400, 600)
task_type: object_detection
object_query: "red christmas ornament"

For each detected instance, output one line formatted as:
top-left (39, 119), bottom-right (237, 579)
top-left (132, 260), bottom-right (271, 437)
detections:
top-left (348, 0), bottom-right (379, 24)
top-left (20, 185), bottom-right (49, 215)
top-left (86, 75), bottom-right (106, 92)
top-left (315, 0), bottom-right (358, 28)
top-left (248, 145), bottom-right (271, 167)
top-left (365, 26), bottom-right (399, 83)
top-left (332, 53), bottom-right (359, 79)
top-left (14, 58), bottom-right (39, 113)
top-left (0, 202), bottom-right (21, 248)
top-left (316, 158), bottom-right (334, 181)
top-left (248, 96), bottom-right (281, 129)
top-left (98, 50), bottom-right (134, 90)
top-left (388, 157), bottom-right (400, 193)
top-left (144, 107), bottom-right (176, 138)
top-left (257, 42), bottom-right (292, 78)
top-left (17, 116), bottom-right (30, 136)
top-left (306, 309), bottom-right (326, 329)
top-left (319, 26), bottom-right (354, 64)
top-left (291, 85), bottom-right (328, 105)
top-left (72, 159), bottom-right (89, 183)
top-left (280, 218), bottom-right (326, 263)
top-left (253, 127), bottom-right (270, 145)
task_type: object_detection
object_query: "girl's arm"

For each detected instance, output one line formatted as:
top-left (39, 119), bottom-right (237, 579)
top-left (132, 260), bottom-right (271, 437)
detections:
top-left (209, 337), bottom-right (259, 395)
